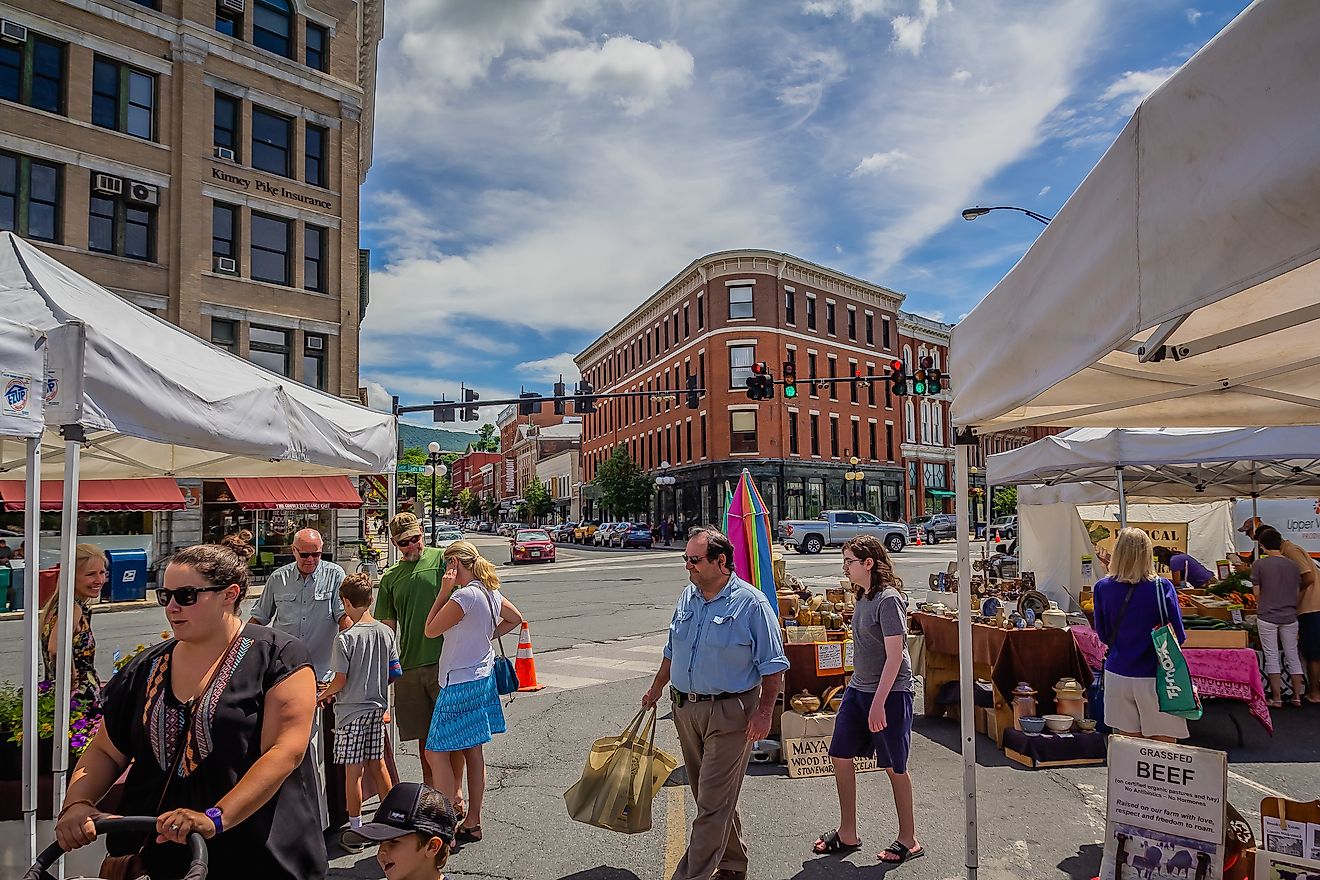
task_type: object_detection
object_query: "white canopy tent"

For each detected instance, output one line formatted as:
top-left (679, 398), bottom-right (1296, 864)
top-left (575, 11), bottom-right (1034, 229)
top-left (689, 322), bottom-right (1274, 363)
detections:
top-left (0, 232), bottom-right (396, 859)
top-left (943, 1), bottom-right (1320, 876)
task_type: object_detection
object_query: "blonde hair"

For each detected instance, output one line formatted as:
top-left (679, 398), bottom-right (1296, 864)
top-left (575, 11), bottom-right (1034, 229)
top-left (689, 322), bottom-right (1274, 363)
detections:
top-left (442, 540), bottom-right (500, 591)
top-left (1109, 527), bottom-right (1157, 584)
top-left (40, 544), bottom-right (108, 626)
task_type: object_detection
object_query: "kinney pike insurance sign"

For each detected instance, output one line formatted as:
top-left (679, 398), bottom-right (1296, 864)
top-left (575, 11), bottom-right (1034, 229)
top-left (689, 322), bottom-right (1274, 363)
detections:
top-left (1101, 736), bottom-right (1227, 880)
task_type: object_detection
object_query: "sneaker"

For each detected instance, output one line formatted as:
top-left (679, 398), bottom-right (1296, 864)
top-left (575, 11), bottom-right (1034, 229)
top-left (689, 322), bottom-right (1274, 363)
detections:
top-left (340, 829), bottom-right (366, 854)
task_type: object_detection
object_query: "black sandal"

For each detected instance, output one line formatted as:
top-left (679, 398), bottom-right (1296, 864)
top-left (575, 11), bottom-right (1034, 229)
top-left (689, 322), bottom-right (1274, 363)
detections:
top-left (455, 825), bottom-right (482, 844)
top-left (879, 841), bottom-right (925, 864)
top-left (813, 829), bottom-right (862, 855)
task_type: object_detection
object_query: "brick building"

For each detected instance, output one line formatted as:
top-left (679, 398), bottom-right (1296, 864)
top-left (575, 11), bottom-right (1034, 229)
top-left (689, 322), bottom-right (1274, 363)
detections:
top-left (449, 450), bottom-right (502, 494)
top-left (575, 249), bottom-right (909, 529)
top-left (897, 311), bottom-right (954, 518)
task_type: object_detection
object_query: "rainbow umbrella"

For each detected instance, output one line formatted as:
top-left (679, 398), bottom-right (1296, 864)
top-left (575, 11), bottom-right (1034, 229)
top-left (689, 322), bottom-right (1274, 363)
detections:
top-left (724, 469), bottom-right (777, 608)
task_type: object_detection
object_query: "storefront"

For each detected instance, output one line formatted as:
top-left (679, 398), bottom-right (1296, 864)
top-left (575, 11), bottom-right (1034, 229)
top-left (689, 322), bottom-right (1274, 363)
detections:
top-left (199, 476), bottom-right (362, 570)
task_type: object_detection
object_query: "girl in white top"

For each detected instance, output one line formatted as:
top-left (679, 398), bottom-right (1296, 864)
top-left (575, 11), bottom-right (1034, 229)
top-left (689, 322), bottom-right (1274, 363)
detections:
top-left (422, 541), bottom-right (523, 847)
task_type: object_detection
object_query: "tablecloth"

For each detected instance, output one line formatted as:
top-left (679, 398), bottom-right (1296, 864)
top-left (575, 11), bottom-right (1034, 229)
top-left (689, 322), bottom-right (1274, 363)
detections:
top-left (1184, 647), bottom-right (1272, 734)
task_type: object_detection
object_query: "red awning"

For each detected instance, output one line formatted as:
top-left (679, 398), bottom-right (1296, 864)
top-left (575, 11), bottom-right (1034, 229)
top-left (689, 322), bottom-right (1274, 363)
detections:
top-left (223, 476), bottom-right (362, 511)
top-left (0, 478), bottom-right (187, 512)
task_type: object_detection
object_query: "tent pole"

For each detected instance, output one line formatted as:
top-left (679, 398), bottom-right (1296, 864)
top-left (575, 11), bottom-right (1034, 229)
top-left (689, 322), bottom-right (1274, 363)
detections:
top-left (22, 437), bottom-right (40, 861)
top-left (954, 443), bottom-right (978, 878)
top-left (51, 428), bottom-right (83, 834)
top-left (1116, 467), bottom-right (1127, 528)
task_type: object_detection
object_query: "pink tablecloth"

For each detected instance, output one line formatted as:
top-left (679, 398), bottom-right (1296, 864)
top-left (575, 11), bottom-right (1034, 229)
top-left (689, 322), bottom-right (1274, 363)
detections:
top-left (1184, 647), bottom-right (1272, 734)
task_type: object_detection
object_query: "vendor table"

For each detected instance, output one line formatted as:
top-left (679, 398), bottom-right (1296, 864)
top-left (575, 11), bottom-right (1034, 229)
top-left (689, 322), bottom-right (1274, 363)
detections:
top-left (913, 613), bottom-right (1091, 722)
top-left (1184, 647), bottom-right (1272, 734)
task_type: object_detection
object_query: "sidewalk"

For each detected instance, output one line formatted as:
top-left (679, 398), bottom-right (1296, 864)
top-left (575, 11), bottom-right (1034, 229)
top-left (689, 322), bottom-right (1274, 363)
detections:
top-left (0, 581), bottom-right (272, 622)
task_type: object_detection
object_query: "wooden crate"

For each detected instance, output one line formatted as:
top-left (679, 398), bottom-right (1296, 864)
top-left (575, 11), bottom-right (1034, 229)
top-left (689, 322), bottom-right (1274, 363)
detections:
top-left (1183, 628), bottom-right (1249, 648)
top-left (1005, 748), bottom-right (1106, 770)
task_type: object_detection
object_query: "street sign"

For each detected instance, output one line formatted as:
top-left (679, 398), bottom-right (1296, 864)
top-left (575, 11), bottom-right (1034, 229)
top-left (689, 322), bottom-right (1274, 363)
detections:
top-left (397, 464), bottom-right (427, 474)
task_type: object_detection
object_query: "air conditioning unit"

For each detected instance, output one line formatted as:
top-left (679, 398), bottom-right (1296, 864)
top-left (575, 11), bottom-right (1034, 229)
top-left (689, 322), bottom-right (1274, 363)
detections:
top-left (305, 335), bottom-right (324, 351)
top-left (213, 256), bottom-right (237, 274)
top-left (126, 181), bottom-right (159, 206)
top-left (0, 21), bottom-right (28, 43)
top-left (213, 145), bottom-right (236, 162)
top-left (91, 173), bottom-right (123, 196)
top-left (219, 0), bottom-right (244, 13)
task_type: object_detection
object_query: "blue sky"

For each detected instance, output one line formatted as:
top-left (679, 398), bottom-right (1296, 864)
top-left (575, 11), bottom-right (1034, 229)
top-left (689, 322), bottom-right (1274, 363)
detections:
top-left (358, 0), bottom-right (1247, 424)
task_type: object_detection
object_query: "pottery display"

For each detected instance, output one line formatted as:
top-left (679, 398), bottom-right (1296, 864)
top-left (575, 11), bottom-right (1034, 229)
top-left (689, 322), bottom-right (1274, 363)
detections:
top-left (790, 689), bottom-right (821, 713)
top-left (1011, 682), bottom-right (1038, 728)
top-left (1053, 677), bottom-right (1088, 721)
top-left (777, 593), bottom-right (800, 620)
top-left (1019, 716), bottom-right (1047, 734)
top-left (822, 685), bottom-right (845, 712)
top-left (796, 607), bottom-right (813, 627)
top-left (1077, 719), bottom-right (1098, 732)
top-left (1042, 603), bottom-right (1069, 629)
top-left (1043, 714), bottom-right (1074, 733)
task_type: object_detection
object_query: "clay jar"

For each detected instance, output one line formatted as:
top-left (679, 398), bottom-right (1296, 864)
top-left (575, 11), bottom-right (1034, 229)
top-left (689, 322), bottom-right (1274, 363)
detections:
top-left (1011, 682), bottom-right (1038, 729)
top-left (1053, 677), bottom-right (1087, 722)
top-left (790, 689), bottom-right (821, 713)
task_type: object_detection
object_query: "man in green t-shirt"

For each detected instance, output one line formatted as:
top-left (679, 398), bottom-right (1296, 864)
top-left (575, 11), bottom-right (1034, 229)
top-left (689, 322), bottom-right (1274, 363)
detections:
top-left (375, 513), bottom-right (464, 797)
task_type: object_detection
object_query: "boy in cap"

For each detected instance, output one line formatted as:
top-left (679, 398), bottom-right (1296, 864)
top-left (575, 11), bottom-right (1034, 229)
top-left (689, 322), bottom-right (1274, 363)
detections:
top-left (342, 782), bottom-right (457, 880)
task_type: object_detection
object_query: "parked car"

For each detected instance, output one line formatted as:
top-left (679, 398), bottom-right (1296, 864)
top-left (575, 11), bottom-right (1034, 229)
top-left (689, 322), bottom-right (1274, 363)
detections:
top-left (921, 514), bottom-right (959, 544)
top-left (548, 522), bottom-right (577, 542)
top-left (594, 522), bottom-right (622, 546)
top-left (906, 517), bottom-right (930, 542)
top-left (574, 521), bottom-right (600, 544)
top-left (477, 521), bottom-right (493, 533)
top-left (599, 522), bottom-right (628, 547)
top-left (510, 528), bottom-right (556, 564)
top-left (988, 515), bottom-right (1018, 539)
top-left (432, 526), bottom-right (463, 549)
top-left (609, 522), bottom-right (639, 548)
top-left (781, 510), bottom-right (907, 554)
top-left (619, 523), bottom-right (653, 549)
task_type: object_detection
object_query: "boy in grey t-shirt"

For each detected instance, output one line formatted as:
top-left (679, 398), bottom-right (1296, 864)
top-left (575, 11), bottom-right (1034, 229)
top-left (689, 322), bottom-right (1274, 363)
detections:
top-left (320, 572), bottom-right (402, 847)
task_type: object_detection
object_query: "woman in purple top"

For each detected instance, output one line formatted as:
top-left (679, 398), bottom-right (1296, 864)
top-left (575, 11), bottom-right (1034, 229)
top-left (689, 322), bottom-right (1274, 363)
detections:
top-left (1153, 546), bottom-right (1216, 588)
top-left (1094, 528), bottom-right (1188, 742)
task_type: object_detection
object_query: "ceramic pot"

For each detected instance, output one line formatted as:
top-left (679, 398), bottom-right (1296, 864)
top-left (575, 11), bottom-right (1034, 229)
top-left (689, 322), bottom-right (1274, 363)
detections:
top-left (777, 593), bottom-right (800, 620)
top-left (797, 608), bottom-right (812, 627)
top-left (790, 690), bottom-right (821, 713)
top-left (1053, 677), bottom-right (1086, 700)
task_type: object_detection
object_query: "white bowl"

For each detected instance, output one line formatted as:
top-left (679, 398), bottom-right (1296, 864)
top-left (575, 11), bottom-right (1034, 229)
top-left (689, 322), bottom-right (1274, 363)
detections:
top-left (1043, 714), bottom-right (1074, 733)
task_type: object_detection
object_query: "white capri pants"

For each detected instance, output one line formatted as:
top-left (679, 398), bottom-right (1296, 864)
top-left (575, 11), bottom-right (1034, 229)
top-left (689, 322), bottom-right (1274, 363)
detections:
top-left (1258, 619), bottom-right (1303, 676)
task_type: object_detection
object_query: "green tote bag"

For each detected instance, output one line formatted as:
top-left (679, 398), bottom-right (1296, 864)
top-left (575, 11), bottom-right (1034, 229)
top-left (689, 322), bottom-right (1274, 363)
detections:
top-left (1151, 581), bottom-right (1203, 720)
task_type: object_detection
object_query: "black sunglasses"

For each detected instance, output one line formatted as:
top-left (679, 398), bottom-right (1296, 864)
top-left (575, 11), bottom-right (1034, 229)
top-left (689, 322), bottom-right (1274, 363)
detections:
top-left (396, 535), bottom-right (422, 547)
top-left (296, 551), bottom-right (323, 559)
top-left (156, 585), bottom-right (229, 607)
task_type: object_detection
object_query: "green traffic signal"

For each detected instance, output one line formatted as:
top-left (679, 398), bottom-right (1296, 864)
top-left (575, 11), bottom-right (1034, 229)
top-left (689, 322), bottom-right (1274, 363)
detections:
top-left (913, 381), bottom-right (926, 394)
top-left (784, 384), bottom-right (797, 398)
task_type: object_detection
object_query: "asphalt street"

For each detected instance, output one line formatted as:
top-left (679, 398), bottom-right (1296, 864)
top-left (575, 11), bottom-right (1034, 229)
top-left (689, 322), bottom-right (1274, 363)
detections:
top-left (2, 535), bottom-right (1316, 879)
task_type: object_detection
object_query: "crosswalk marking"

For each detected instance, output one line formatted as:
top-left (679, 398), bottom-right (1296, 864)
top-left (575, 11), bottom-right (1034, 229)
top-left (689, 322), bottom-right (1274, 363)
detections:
top-left (527, 635), bottom-right (666, 694)
top-left (625, 644), bottom-right (664, 654)
top-left (533, 672), bottom-right (610, 690)
top-left (551, 656), bottom-right (659, 673)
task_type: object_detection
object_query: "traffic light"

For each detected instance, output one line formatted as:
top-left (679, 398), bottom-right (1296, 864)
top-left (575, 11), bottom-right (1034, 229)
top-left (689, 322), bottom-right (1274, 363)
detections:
top-left (573, 380), bottom-right (596, 413)
top-left (926, 366), bottom-right (944, 395)
top-left (782, 360), bottom-right (797, 399)
top-left (518, 390), bottom-right (543, 415)
top-left (888, 359), bottom-right (908, 396)
top-left (553, 378), bottom-right (566, 415)
top-left (852, 367), bottom-right (868, 391)
top-left (745, 362), bottom-right (774, 400)
top-left (461, 386), bottom-right (480, 421)
top-left (433, 398), bottom-right (456, 423)
top-left (914, 355), bottom-right (933, 395)
top-left (685, 374), bottom-right (700, 409)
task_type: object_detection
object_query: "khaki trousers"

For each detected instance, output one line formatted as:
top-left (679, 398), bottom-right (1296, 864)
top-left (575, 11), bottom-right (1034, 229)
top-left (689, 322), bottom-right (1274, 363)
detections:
top-left (671, 688), bottom-right (759, 880)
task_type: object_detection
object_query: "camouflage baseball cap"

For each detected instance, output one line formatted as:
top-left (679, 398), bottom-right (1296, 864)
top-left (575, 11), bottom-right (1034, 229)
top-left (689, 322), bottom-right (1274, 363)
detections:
top-left (389, 512), bottom-right (424, 541)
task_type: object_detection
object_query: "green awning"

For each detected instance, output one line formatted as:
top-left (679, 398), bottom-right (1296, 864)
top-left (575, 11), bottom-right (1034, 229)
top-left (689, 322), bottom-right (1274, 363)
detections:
top-left (926, 489), bottom-right (956, 497)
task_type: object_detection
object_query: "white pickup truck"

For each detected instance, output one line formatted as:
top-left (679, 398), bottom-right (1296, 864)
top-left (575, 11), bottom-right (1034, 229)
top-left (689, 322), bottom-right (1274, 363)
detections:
top-left (780, 510), bottom-right (908, 555)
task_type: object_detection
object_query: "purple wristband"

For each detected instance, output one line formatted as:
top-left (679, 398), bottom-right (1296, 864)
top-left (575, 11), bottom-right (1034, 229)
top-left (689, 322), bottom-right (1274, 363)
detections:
top-left (205, 807), bottom-right (223, 834)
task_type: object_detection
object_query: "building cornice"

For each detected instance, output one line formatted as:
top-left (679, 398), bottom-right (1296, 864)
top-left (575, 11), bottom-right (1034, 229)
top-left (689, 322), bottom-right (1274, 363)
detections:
top-left (897, 310), bottom-right (953, 344)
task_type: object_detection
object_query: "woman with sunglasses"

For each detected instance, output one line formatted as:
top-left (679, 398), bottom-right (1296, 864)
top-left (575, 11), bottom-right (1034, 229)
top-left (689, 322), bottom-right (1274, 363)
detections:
top-left (53, 537), bottom-right (328, 878)
top-left (422, 540), bottom-right (524, 846)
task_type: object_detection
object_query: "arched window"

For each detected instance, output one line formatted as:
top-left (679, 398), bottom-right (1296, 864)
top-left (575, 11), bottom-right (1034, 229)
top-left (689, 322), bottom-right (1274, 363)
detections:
top-left (905, 399), bottom-right (915, 442)
top-left (903, 344), bottom-right (912, 366)
top-left (919, 400), bottom-right (930, 445)
top-left (254, 0), bottom-right (294, 57)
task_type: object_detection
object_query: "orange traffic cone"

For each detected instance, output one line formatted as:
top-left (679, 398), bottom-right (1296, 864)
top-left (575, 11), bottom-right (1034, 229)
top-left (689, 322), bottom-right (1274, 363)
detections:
top-left (914, 531), bottom-right (923, 546)
top-left (515, 622), bottom-right (544, 692)
top-left (993, 531), bottom-right (1001, 543)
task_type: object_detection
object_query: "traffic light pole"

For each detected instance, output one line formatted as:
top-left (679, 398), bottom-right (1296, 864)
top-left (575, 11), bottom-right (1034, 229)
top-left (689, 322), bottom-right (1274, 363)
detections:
top-left (395, 388), bottom-right (710, 419)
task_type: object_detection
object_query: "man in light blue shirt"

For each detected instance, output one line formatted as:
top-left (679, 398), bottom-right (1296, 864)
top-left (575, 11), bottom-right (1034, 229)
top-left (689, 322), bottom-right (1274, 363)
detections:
top-left (643, 527), bottom-right (787, 880)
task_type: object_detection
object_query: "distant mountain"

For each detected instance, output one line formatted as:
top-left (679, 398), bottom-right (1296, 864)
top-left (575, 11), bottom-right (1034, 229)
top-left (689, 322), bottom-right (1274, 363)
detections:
top-left (398, 421), bottom-right (480, 453)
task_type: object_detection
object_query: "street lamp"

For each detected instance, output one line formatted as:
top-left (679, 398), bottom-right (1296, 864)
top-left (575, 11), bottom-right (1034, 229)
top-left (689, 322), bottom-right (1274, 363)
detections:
top-left (961, 205), bottom-right (1053, 225)
top-left (424, 440), bottom-right (447, 546)
top-left (655, 460), bottom-right (676, 533)
top-left (844, 455), bottom-right (865, 511)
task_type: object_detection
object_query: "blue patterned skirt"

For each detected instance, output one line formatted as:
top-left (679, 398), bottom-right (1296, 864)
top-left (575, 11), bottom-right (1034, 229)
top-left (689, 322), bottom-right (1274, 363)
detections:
top-left (425, 674), bottom-right (505, 752)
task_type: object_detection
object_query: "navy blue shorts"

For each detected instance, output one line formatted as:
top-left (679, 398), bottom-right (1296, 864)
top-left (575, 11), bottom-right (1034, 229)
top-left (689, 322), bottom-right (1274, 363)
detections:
top-left (828, 687), bottom-right (913, 773)
top-left (1300, 612), bottom-right (1320, 662)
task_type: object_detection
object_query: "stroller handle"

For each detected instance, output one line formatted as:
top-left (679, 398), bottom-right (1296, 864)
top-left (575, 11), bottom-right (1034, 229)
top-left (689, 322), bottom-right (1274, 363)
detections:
top-left (24, 816), bottom-right (208, 880)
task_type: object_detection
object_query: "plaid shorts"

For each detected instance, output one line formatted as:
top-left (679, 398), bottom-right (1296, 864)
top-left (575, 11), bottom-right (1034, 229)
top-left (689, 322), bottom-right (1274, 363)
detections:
top-left (333, 708), bottom-right (385, 764)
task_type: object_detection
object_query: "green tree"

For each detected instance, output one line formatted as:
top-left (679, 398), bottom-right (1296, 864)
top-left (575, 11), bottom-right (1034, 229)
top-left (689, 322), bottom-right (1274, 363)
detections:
top-left (481, 493), bottom-right (500, 519)
top-left (523, 477), bottom-right (554, 524)
top-left (457, 488), bottom-right (480, 519)
top-left (592, 445), bottom-right (653, 518)
top-left (474, 424), bottom-right (499, 452)
top-left (992, 486), bottom-right (1018, 517)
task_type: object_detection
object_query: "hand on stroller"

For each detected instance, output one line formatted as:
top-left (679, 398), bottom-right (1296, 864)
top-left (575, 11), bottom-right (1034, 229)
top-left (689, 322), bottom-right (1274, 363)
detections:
top-left (54, 801), bottom-right (117, 851)
top-left (155, 807), bottom-right (218, 845)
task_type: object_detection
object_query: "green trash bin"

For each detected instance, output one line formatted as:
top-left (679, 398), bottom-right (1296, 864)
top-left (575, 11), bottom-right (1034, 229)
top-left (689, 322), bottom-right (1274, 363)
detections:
top-left (0, 567), bottom-right (9, 612)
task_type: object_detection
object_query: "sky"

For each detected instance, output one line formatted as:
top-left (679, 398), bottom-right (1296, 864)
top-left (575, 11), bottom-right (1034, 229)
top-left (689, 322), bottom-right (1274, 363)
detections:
top-left (358, 0), bottom-right (1249, 424)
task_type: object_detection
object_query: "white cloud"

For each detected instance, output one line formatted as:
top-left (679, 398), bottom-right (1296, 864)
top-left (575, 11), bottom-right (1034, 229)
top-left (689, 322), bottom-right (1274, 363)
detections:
top-left (1037, 185), bottom-right (1051, 197)
top-left (891, 0), bottom-right (943, 56)
top-left (776, 48), bottom-right (848, 126)
top-left (951, 68), bottom-right (972, 82)
top-left (852, 149), bottom-right (910, 176)
top-left (1100, 65), bottom-right (1179, 114)
top-left (514, 352), bottom-right (582, 383)
top-left (509, 36), bottom-right (695, 114)
top-left (802, 0), bottom-right (893, 21)
top-left (1185, 8), bottom-right (1203, 24)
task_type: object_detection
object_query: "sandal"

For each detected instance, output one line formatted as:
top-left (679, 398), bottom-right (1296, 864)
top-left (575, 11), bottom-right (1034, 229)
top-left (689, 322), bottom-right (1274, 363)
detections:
top-left (813, 829), bottom-right (862, 855)
top-left (455, 825), bottom-right (482, 844)
top-left (879, 841), bottom-right (925, 864)
top-left (1290, 698), bottom-right (1303, 707)
top-left (1268, 700), bottom-right (1283, 708)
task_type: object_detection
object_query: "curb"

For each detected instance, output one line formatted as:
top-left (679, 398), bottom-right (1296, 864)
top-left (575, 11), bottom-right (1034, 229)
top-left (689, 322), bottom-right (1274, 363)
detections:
top-left (552, 541), bottom-right (685, 554)
top-left (0, 583), bottom-right (270, 623)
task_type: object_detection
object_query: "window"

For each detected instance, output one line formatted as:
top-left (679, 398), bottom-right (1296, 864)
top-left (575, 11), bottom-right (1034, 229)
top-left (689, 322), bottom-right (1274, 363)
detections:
top-left (884, 373), bottom-right (892, 408)
top-left (869, 422), bottom-right (878, 460)
top-left (303, 224), bottom-right (327, 292)
top-left (210, 318), bottom-right (237, 353)
top-left (807, 353), bottom-right (818, 398)
top-left (252, 107), bottom-right (293, 177)
top-left (685, 420), bottom-right (692, 463)
top-left (214, 93), bottom-right (240, 159)
top-left (699, 351), bottom-right (705, 389)
top-left (250, 212), bottom-right (292, 285)
top-left (212, 202), bottom-right (238, 262)
top-left (683, 303), bottom-right (690, 338)
top-left (304, 333), bottom-right (327, 390)
top-left (0, 153), bottom-right (61, 242)
top-left (849, 359), bottom-right (858, 404)
top-left (729, 285), bottom-right (753, 319)
top-left (847, 306), bottom-right (857, 341)
top-left (830, 416), bottom-right (839, 458)
top-left (305, 23), bottom-right (328, 71)
top-left (672, 313), bottom-right (679, 346)
top-left (886, 423), bottom-right (895, 460)
top-left (92, 59), bottom-right (155, 140)
top-left (700, 414), bottom-right (707, 457)
top-left (88, 195), bottom-right (154, 261)
top-left (834, 512), bottom-right (857, 525)
top-left (867, 365), bottom-right (876, 406)
top-left (806, 294), bottom-right (816, 330)
top-left (882, 316), bottom-right (892, 349)
top-left (0, 34), bottom-right (64, 115)
top-left (663, 319), bottom-right (669, 350)
top-left (810, 414), bottom-right (820, 455)
top-left (304, 123), bottom-right (327, 187)
top-left (828, 356), bottom-right (838, 401)
top-left (851, 420), bottom-right (860, 459)
top-left (785, 290), bottom-right (795, 324)
top-left (730, 411), bottom-right (757, 454)
top-left (729, 345), bottom-right (754, 388)
top-left (249, 325), bottom-right (290, 376)
top-left (788, 411), bottom-right (799, 455)
top-left (216, 3), bottom-right (242, 37)
top-left (826, 302), bottom-right (836, 335)
top-left (865, 313), bottom-right (874, 346)
top-left (696, 293), bottom-right (704, 329)
top-left (253, 0), bottom-right (293, 57)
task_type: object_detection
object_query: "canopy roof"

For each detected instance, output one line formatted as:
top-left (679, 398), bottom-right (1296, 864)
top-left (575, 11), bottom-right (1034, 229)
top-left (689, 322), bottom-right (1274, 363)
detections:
top-left (987, 427), bottom-right (1320, 502)
top-left (0, 233), bottom-right (395, 476)
top-left (0, 477), bottom-right (186, 511)
top-left (951, 0), bottom-right (1320, 432)
top-left (224, 475), bottom-right (362, 510)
